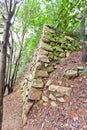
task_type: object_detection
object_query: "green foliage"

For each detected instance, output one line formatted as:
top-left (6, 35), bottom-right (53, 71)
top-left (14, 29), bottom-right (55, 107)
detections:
top-left (1, 0), bottom-right (84, 79)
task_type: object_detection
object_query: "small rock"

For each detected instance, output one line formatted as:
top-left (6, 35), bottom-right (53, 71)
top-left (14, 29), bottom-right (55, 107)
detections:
top-left (55, 92), bottom-right (65, 98)
top-left (47, 66), bottom-right (54, 73)
top-left (57, 97), bottom-right (65, 103)
top-left (44, 63), bottom-right (49, 67)
top-left (49, 94), bottom-right (56, 101)
top-left (46, 79), bottom-right (52, 86)
top-left (58, 80), bottom-right (62, 85)
top-left (49, 84), bottom-right (72, 96)
top-left (28, 88), bottom-right (42, 100)
top-left (51, 101), bottom-right (57, 107)
top-left (42, 95), bottom-right (48, 102)
top-left (54, 65), bottom-right (58, 69)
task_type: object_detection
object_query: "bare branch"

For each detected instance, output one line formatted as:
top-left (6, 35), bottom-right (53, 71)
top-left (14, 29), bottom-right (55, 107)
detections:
top-left (4, 0), bottom-right (8, 12)
top-left (9, 0), bottom-right (12, 12)
top-left (11, 1), bottom-right (23, 25)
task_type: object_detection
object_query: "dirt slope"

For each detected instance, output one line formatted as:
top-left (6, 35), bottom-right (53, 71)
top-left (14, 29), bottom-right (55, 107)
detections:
top-left (2, 87), bottom-right (23, 130)
top-left (2, 51), bottom-right (87, 130)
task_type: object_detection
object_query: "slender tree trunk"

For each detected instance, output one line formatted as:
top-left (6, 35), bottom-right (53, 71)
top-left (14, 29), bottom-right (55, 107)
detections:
top-left (0, 13), bottom-right (11, 129)
top-left (80, 15), bottom-right (87, 62)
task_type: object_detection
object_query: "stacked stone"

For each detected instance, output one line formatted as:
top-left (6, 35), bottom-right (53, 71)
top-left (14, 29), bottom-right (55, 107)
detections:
top-left (22, 25), bottom-right (63, 125)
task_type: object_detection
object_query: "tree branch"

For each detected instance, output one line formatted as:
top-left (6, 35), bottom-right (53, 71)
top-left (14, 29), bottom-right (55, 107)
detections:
top-left (4, 0), bottom-right (8, 13)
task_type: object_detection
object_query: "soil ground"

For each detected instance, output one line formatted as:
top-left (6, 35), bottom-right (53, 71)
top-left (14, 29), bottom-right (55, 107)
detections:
top-left (2, 51), bottom-right (87, 130)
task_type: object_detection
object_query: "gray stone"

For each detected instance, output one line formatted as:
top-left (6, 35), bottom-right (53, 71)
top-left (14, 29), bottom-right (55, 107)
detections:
top-left (34, 70), bottom-right (49, 78)
top-left (57, 97), bottom-right (65, 103)
top-left (44, 63), bottom-right (49, 67)
top-left (49, 94), bottom-right (56, 101)
top-left (63, 69), bottom-right (79, 79)
top-left (46, 79), bottom-right (52, 86)
top-left (42, 95), bottom-right (48, 102)
top-left (37, 55), bottom-right (49, 63)
top-left (28, 88), bottom-right (42, 100)
top-left (51, 101), bottom-right (57, 107)
top-left (32, 78), bottom-right (44, 88)
top-left (49, 85), bottom-right (72, 96)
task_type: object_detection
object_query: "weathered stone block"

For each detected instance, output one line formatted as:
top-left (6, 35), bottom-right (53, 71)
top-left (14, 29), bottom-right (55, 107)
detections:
top-left (28, 88), bottom-right (42, 100)
top-left (34, 70), bottom-right (49, 78)
top-left (49, 85), bottom-right (72, 96)
top-left (63, 69), bottom-right (79, 79)
top-left (37, 55), bottom-right (49, 63)
top-left (38, 48), bottom-right (48, 55)
top-left (35, 62), bottom-right (43, 70)
top-left (40, 41), bottom-right (52, 51)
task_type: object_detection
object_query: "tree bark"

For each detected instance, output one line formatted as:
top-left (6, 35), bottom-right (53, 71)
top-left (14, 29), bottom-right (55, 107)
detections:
top-left (0, 14), bottom-right (11, 129)
top-left (80, 15), bottom-right (87, 62)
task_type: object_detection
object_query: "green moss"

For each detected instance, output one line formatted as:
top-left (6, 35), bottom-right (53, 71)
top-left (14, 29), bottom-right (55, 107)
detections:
top-left (47, 66), bottom-right (54, 73)
top-left (52, 46), bottom-right (63, 52)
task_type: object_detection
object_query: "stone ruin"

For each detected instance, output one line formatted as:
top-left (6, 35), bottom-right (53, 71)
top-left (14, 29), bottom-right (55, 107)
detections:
top-left (22, 24), bottom-right (73, 125)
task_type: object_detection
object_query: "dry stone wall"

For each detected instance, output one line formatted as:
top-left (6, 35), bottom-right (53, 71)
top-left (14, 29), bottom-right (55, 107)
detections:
top-left (22, 24), bottom-right (69, 125)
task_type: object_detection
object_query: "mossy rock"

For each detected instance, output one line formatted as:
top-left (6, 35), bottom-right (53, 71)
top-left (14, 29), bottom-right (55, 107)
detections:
top-left (52, 46), bottom-right (63, 52)
top-left (59, 52), bottom-right (66, 58)
top-left (58, 37), bottom-right (66, 43)
top-left (53, 51), bottom-right (59, 57)
top-left (54, 56), bottom-right (59, 60)
top-left (47, 66), bottom-right (54, 73)
top-left (62, 69), bottom-right (79, 79)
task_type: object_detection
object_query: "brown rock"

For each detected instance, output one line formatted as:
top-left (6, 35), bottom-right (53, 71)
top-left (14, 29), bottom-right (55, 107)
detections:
top-left (49, 85), bottom-right (72, 96)
top-left (29, 88), bottom-right (42, 100)
top-left (32, 78), bottom-right (44, 88)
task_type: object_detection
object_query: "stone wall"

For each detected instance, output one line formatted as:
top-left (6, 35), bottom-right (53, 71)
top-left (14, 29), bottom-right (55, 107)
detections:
top-left (22, 24), bottom-right (69, 125)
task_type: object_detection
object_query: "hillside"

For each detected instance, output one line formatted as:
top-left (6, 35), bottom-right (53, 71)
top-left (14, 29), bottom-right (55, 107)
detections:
top-left (2, 25), bottom-right (87, 130)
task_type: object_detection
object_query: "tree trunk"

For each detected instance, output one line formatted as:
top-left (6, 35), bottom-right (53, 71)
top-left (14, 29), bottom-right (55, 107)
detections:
top-left (80, 15), bottom-right (87, 62)
top-left (0, 13), bottom-right (11, 129)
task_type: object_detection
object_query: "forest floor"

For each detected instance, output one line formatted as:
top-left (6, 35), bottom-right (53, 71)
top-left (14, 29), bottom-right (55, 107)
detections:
top-left (2, 51), bottom-right (87, 130)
